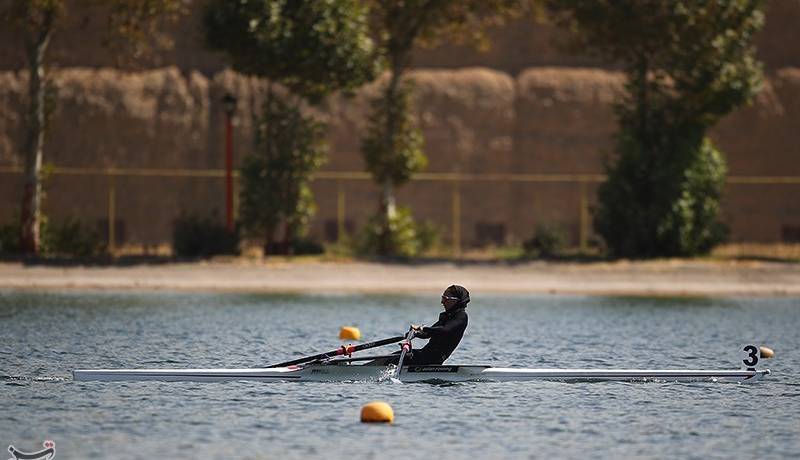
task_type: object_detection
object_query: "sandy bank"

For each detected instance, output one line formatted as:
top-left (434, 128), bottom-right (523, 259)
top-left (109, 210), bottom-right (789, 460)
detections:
top-left (1, 259), bottom-right (800, 297)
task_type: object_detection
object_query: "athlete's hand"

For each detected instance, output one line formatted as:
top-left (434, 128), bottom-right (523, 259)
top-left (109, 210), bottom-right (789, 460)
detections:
top-left (410, 324), bottom-right (424, 333)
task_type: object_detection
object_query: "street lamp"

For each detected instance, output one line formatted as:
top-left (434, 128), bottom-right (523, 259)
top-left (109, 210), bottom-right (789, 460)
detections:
top-left (222, 92), bottom-right (237, 233)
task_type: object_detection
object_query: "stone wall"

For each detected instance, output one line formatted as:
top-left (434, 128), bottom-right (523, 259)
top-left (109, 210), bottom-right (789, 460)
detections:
top-left (1, 66), bottom-right (799, 248)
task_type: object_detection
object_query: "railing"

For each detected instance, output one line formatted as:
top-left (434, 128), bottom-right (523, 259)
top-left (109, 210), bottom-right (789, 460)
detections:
top-left (2, 165), bottom-right (800, 255)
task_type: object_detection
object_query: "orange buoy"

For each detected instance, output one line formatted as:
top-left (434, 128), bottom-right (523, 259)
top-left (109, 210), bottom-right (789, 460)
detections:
top-left (759, 346), bottom-right (775, 358)
top-left (339, 326), bottom-right (361, 340)
top-left (360, 401), bottom-right (394, 423)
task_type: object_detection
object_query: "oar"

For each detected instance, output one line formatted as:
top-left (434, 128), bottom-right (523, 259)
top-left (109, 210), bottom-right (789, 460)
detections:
top-left (267, 335), bottom-right (405, 368)
top-left (393, 329), bottom-right (416, 380)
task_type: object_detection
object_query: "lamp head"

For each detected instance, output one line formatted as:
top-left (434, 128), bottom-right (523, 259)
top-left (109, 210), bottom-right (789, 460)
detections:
top-left (222, 92), bottom-right (237, 116)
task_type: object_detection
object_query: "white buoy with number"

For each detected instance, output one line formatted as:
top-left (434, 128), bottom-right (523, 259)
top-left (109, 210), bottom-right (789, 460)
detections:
top-left (742, 344), bottom-right (775, 369)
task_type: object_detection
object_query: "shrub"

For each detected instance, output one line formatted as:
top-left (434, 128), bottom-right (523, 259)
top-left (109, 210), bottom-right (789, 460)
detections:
top-left (355, 207), bottom-right (438, 258)
top-left (264, 237), bottom-right (324, 256)
top-left (291, 238), bottom-right (324, 255)
top-left (41, 216), bottom-right (106, 257)
top-left (523, 223), bottom-right (566, 258)
top-left (0, 220), bottom-right (20, 255)
top-left (1, 216), bottom-right (105, 257)
top-left (172, 214), bottom-right (239, 258)
top-left (415, 220), bottom-right (441, 255)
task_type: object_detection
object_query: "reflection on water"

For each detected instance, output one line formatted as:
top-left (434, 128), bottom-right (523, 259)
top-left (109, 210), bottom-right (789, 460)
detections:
top-left (1, 290), bottom-right (798, 459)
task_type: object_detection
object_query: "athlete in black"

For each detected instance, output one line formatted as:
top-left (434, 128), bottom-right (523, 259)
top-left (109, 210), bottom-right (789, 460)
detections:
top-left (366, 285), bottom-right (469, 367)
top-left (406, 284), bottom-right (470, 365)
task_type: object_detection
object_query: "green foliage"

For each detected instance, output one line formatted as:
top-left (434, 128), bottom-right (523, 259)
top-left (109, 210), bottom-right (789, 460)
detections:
top-left (547, 0), bottom-right (765, 258)
top-left (290, 238), bottom-right (324, 255)
top-left (172, 214), bottom-right (239, 258)
top-left (362, 81), bottom-right (426, 188)
top-left (548, 0), bottom-right (765, 128)
top-left (239, 96), bottom-right (326, 252)
top-left (0, 220), bottom-right (20, 255)
top-left (369, 0), bottom-right (533, 57)
top-left (523, 223), bottom-right (566, 258)
top-left (355, 207), bottom-right (438, 258)
top-left (204, 0), bottom-right (378, 102)
top-left (0, 2), bottom-right (59, 38)
top-left (2, 215), bottom-right (106, 257)
top-left (40, 216), bottom-right (106, 257)
top-left (415, 220), bottom-right (441, 255)
top-left (265, 237), bottom-right (324, 256)
top-left (595, 137), bottom-right (729, 257)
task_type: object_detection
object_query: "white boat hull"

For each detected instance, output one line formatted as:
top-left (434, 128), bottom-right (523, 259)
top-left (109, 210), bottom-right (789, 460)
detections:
top-left (73, 364), bottom-right (770, 383)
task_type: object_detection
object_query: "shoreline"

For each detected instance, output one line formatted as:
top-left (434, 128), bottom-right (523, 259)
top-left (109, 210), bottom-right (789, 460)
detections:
top-left (2, 259), bottom-right (800, 297)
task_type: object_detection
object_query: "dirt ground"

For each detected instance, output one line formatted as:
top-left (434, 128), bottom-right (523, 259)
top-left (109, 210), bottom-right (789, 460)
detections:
top-left (1, 258), bottom-right (799, 297)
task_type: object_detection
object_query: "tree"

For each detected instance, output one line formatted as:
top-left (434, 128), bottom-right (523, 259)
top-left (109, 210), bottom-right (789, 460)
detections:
top-left (239, 96), bottom-right (326, 253)
top-left (547, 0), bottom-right (765, 257)
top-left (362, 0), bottom-right (532, 256)
top-left (0, 0), bottom-right (185, 255)
top-left (204, 0), bottom-right (377, 254)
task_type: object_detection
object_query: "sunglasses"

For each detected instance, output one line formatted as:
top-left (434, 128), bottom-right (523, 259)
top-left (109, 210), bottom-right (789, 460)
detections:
top-left (441, 295), bottom-right (459, 301)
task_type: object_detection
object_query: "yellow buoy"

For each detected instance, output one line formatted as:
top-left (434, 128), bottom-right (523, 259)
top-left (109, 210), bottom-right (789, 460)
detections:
top-left (339, 326), bottom-right (361, 340)
top-left (360, 401), bottom-right (394, 423)
top-left (759, 346), bottom-right (775, 359)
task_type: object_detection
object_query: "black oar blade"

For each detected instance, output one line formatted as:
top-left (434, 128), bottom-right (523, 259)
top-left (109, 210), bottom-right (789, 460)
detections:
top-left (267, 335), bottom-right (405, 368)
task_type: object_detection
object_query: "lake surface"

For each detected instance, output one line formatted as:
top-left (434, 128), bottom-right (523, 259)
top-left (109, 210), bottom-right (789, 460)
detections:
top-left (1, 291), bottom-right (798, 459)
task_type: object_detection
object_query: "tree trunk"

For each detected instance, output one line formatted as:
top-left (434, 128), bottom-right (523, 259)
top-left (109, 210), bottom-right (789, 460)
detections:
top-left (636, 57), bottom-right (649, 150)
top-left (382, 65), bottom-right (402, 220)
top-left (377, 58), bottom-right (406, 255)
top-left (19, 17), bottom-right (54, 255)
top-left (263, 223), bottom-right (276, 256)
top-left (381, 181), bottom-right (396, 219)
top-left (283, 220), bottom-right (294, 256)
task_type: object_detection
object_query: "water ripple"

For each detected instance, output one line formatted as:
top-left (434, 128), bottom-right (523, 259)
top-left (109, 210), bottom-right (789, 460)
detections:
top-left (1, 291), bottom-right (798, 460)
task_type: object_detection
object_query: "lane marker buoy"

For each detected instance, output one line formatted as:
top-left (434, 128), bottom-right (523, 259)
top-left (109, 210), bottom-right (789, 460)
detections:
top-left (339, 326), bottom-right (361, 340)
top-left (759, 346), bottom-right (775, 358)
top-left (361, 401), bottom-right (393, 423)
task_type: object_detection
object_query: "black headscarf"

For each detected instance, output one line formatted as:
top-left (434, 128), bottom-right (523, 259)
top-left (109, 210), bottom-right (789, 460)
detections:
top-left (445, 284), bottom-right (470, 309)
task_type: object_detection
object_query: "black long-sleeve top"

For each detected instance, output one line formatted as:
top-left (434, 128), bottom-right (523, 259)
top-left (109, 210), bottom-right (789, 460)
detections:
top-left (413, 306), bottom-right (468, 365)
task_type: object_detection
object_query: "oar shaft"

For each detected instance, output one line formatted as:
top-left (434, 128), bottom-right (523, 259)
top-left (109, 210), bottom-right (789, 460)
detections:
top-left (393, 331), bottom-right (415, 379)
top-left (267, 335), bottom-right (405, 368)
top-left (326, 354), bottom-right (397, 363)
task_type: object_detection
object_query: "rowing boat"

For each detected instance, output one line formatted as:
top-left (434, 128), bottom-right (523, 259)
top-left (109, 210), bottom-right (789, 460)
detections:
top-left (73, 363), bottom-right (769, 383)
top-left (72, 333), bottom-right (772, 384)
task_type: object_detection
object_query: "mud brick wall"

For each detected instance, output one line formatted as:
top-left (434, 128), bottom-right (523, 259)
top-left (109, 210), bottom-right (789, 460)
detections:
top-left (1, 66), bottom-right (798, 247)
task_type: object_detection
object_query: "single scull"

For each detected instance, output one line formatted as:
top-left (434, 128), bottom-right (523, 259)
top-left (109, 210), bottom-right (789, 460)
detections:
top-left (73, 363), bottom-right (769, 383)
top-left (73, 333), bottom-right (772, 383)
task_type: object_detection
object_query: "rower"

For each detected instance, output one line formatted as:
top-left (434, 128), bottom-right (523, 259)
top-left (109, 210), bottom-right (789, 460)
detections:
top-left (376, 285), bottom-right (470, 366)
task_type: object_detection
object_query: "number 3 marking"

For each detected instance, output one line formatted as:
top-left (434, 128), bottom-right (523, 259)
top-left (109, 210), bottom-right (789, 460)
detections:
top-left (742, 345), bottom-right (759, 367)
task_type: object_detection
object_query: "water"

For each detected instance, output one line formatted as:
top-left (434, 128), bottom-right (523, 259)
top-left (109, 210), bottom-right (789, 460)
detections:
top-left (1, 291), bottom-right (798, 459)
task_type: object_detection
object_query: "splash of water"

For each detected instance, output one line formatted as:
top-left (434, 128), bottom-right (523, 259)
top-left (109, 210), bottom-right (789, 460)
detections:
top-left (378, 365), bottom-right (402, 384)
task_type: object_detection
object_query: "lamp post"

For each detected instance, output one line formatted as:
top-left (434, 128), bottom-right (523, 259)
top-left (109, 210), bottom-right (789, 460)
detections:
top-left (222, 92), bottom-right (237, 233)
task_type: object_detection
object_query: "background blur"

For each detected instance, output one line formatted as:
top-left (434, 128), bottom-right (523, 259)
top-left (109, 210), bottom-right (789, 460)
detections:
top-left (1, 0), bottom-right (798, 253)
